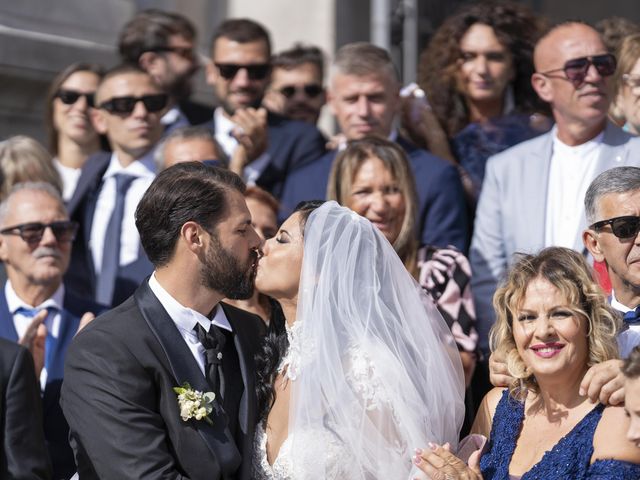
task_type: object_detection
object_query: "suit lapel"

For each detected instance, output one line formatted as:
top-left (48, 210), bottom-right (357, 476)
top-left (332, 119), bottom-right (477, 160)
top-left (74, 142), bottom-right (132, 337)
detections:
top-left (133, 282), bottom-right (242, 473)
top-left (572, 122), bottom-right (628, 253)
top-left (0, 284), bottom-right (18, 342)
top-left (521, 132), bottom-right (552, 249)
top-left (221, 304), bottom-right (254, 435)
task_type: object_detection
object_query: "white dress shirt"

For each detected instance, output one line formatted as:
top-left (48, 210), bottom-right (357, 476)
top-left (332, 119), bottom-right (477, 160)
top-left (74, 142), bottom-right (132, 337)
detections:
top-left (161, 106), bottom-right (190, 131)
top-left (89, 152), bottom-right (156, 274)
top-left (53, 157), bottom-right (82, 202)
top-left (610, 290), bottom-right (640, 358)
top-left (148, 273), bottom-right (232, 375)
top-left (545, 129), bottom-right (603, 248)
top-left (6, 280), bottom-right (64, 390)
top-left (213, 107), bottom-right (270, 185)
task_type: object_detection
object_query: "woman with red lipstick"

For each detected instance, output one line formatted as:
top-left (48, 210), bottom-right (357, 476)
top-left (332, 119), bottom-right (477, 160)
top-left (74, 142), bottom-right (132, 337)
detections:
top-left (416, 2), bottom-right (550, 205)
top-left (414, 247), bottom-right (640, 479)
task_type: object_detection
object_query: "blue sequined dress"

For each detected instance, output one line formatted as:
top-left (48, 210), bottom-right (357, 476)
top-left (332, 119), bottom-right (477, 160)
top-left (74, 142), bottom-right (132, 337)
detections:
top-left (479, 390), bottom-right (640, 479)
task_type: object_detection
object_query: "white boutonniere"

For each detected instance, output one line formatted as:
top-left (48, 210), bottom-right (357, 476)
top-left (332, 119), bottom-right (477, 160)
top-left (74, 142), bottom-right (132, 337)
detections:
top-left (173, 382), bottom-right (215, 425)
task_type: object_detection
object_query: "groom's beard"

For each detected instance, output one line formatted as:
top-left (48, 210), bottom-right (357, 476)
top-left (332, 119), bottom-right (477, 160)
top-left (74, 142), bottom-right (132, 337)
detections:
top-left (200, 233), bottom-right (257, 300)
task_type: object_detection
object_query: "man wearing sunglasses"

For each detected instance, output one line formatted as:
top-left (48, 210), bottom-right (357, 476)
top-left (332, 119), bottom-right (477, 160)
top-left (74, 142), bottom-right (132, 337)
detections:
top-left (471, 22), bottom-right (640, 359)
top-left (66, 65), bottom-right (165, 308)
top-left (0, 182), bottom-right (103, 479)
top-left (119, 9), bottom-right (212, 132)
top-left (263, 44), bottom-right (327, 126)
top-left (205, 19), bottom-right (326, 198)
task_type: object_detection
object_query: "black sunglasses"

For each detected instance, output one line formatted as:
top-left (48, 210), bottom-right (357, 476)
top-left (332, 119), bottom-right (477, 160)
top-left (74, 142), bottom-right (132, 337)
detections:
top-left (540, 53), bottom-right (616, 86)
top-left (0, 221), bottom-right (79, 244)
top-left (98, 94), bottom-right (168, 115)
top-left (147, 46), bottom-right (196, 62)
top-left (215, 63), bottom-right (270, 80)
top-left (590, 215), bottom-right (640, 239)
top-left (279, 84), bottom-right (323, 99)
top-left (56, 89), bottom-right (95, 108)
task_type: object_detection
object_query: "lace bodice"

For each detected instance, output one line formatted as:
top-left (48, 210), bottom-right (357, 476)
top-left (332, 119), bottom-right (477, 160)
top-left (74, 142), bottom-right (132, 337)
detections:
top-left (252, 423), bottom-right (355, 480)
top-left (480, 390), bottom-right (640, 479)
top-left (253, 340), bottom-right (418, 479)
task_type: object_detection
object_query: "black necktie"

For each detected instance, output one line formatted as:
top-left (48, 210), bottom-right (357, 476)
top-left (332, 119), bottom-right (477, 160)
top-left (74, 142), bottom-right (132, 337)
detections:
top-left (194, 323), bottom-right (226, 398)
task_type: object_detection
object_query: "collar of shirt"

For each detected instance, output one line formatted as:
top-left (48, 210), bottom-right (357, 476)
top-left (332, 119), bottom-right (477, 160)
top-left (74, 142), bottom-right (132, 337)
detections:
top-left (102, 151), bottom-right (157, 182)
top-left (161, 106), bottom-right (184, 126)
top-left (611, 290), bottom-right (636, 313)
top-left (336, 128), bottom-right (398, 152)
top-left (6, 280), bottom-right (64, 335)
top-left (552, 126), bottom-right (605, 157)
top-left (148, 273), bottom-right (232, 337)
top-left (214, 107), bottom-right (238, 157)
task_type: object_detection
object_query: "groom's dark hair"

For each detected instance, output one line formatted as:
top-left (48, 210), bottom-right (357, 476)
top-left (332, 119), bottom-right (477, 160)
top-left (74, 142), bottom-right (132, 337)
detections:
top-left (136, 162), bottom-right (245, 267)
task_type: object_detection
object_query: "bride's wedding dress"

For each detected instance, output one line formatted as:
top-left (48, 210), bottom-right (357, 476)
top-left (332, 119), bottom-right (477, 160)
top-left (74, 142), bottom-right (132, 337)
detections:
top-left (253, 202), bottom-right (465, 480)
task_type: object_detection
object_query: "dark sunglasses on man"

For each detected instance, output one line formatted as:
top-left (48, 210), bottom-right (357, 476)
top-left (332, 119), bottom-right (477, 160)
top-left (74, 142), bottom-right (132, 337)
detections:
top-left (540, 53), bottom-right (617, 87)
top-left (279, 84), bottom-right (323, 99)
top-left (0, 221), bottom-right (79, 245)
top-left (55, 89), bottom-right (96, 108)
top-left (215, 63), bottom-right (271, 81)
top-left (590, 215), bottom-right (640, 239)
top-left (98, 94), bottom-right (168, 115)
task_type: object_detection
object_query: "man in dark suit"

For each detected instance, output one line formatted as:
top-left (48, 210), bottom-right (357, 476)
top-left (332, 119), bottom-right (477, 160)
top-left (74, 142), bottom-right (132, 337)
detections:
top-left (0, 182), bottom-right (102, 479)
top-left (66, 64), bottom-right (165, 307)
top-left (62, 163), bottom-right (265, 479)
top-left (0, 339), bottom-right (51, 479)
top-left (279, 42), bottom-right (469, 252)
top-left (205, 19), bottom-right (326, 198)
top-left (119, 9), bottom-right (213, 131)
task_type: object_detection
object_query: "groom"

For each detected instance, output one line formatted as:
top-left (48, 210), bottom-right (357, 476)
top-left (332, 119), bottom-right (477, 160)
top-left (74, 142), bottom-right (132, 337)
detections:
top-left (61, 163), bottom-right (265, 479)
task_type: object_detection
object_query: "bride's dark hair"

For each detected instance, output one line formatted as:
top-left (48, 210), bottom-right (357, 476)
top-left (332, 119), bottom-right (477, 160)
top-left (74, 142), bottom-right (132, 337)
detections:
top-left (255, 200), bottom-right (325, 424)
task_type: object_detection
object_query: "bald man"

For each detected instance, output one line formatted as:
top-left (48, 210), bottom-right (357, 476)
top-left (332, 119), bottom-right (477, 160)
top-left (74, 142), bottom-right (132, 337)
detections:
top-left (470, 22), bottom-right (640, 356)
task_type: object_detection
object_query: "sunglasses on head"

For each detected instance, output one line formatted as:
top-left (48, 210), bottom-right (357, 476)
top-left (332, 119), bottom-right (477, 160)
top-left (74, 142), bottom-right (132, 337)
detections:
top-left (147, 46), bottom-right (196, 62)
top-left (0, 221), bottom-right (78, 245)
top-left (56, 89), bottom-right (95, 108)
top-left (279, 84), bottom-right (323, 99)
top-left (98, 94), bottom-right (168, 115)
top-left (540, 53), bottom-right (616, 86)
top-left (590, 215), bottom-right (640, 239)
top-left (215, 63), bottom-right (270, 80)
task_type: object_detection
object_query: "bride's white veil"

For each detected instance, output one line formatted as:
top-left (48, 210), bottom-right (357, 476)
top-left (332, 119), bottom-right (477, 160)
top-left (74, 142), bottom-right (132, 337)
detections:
top-left (287, 201), bottom-right (465, 479)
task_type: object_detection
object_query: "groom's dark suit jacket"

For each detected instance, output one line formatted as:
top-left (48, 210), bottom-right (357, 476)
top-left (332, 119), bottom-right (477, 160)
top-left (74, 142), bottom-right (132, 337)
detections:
top-left (61, 281), bottom-right (265, 480)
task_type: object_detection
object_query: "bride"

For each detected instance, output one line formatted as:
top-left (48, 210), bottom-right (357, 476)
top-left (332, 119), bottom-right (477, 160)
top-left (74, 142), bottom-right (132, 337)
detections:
top-left (252, 201), bottom-right (465, 479)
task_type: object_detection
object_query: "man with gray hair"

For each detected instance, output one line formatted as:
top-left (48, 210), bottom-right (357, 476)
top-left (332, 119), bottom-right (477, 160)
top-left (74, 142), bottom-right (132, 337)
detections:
top-left (584, 166), bottom-right (640, 356)
top-left (154, 125), bottom-right (222, 170)
top-left (279, 42), bottom-right (469, 251)
top-left (0, 182), bottom-right (102, 479)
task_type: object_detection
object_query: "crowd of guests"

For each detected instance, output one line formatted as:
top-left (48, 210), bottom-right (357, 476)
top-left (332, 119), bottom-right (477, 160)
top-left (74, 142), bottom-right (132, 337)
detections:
top-left (3, 1), bottom-right (640, 478)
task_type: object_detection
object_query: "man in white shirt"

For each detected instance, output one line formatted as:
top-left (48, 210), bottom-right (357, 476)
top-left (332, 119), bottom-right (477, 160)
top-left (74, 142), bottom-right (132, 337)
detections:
top-left (470, 22), bottom-right (640, 357)
top-left (62, 162), bottom-right (265, 480)
top-left (0, 182), bottom-right (102, 479)
top-left (66, 64), bottom-right (166, 307)
top-left (205, 18), bottom-right (326, 197)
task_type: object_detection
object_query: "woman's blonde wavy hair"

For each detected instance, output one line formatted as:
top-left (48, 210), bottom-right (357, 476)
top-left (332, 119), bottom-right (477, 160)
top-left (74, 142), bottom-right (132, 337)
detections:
top-left (490, 247), bottom-right (620, 400)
